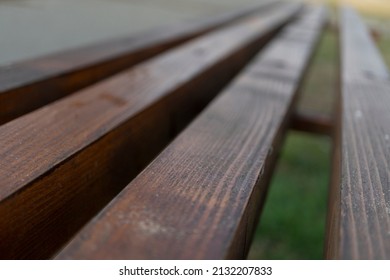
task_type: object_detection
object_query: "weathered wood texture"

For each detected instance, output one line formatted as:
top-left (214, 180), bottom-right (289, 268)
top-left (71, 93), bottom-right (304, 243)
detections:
top-left (0, 0), bottom-right (281, 125)
top-left (326, 7), bottom-right (390, 259)
top-left (57, 6), bottom-right (327, 260)
top-left (0, 4), bottom-right (301, 259)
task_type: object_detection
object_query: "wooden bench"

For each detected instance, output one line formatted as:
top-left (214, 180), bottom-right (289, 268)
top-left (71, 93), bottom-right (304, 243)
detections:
top-left (0, 2), bottom-right (387, 260)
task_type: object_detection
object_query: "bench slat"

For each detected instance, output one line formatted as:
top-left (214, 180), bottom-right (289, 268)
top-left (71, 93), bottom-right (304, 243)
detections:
top-left (0, 0), bottom-right (280, 125)
top-left (0, 4), bottom-right (301, 259)
top-left (56, 6), bottom-right (326, 260)
top-left (326, 7), bottom-right (390, 259)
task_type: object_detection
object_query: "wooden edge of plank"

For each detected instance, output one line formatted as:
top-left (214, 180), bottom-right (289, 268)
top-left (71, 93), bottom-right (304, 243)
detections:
top-left (0, 0), bottom-right (282, 125)
top-left (323, 5), bottom-right (342, 260)
top-left (324, 62), bottom-right (342, 259)
top-left (55, 5), bottom-right (327, 260)
top-left (324, 6), bottom-right (342, 259)
top-left (0, 3), bottom-right (302, 259)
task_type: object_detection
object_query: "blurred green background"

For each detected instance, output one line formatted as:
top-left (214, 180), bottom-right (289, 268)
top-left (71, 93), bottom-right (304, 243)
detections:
top-left (248, 2), bottom-right (390, 259)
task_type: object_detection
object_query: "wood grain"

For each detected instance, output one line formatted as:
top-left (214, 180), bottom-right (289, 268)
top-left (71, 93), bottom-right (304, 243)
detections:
top-left (56, 6), bottom-right (327, 260)
top-left (326, 6), bottom-right (390, 259)
top-left (0, 4), bottom-right (301, 259)
top-left (0, 0), bottom-right (281, 125)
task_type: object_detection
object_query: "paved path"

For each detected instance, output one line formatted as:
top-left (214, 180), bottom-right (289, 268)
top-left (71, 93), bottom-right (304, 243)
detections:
top-left (0, 0), bottom-right (264, 65)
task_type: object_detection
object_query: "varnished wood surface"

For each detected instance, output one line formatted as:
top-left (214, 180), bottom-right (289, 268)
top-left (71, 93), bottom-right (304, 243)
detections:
top-left (57, 6), bottom-right (326, 260)
top-left (327, 7), bottom-right (390, 259)
top-left (0, 0), bottom-right (281, 125)
top-left (0, 4), bottom-right (301, 259)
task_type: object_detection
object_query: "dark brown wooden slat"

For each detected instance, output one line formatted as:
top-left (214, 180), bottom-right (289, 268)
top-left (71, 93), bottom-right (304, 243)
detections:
top-left (0, 0), bottom-right (281, 125)
top-left (0, 4), bottom-right (301, 259)
top-left (326, 7), bottom-right (390, 259)
top-left (57, 6), bottom-right (327, 260)
top-left (291, 111), bottom-right (333, 136)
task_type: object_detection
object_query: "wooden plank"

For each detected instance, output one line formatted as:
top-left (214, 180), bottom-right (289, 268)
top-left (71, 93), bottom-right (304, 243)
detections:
top-left (0, 0), bottom-right (281, 125)
top-left (57, 6), bottom-right (327, 260)
top-left (326, 7), bottom-right (390, 259)
top-left (0, 4), bottom-right (301, 259)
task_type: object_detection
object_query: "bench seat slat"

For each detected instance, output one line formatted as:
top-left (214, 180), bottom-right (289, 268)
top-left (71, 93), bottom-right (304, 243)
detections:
top-left (56, 6), bottom-right (327, 260)
top-left (326, 7), bottom-right (390, 259)
top-left (0, 0), bottom-right (280, 125)
top-left (0, 4), bottom-right (301, 259)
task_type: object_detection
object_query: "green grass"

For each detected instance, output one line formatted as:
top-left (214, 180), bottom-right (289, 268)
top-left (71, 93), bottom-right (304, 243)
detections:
top-left (248, 132), bottom-right (331, 259)
top-left (297, 28), bottom-right (337, 117)
top-left (378, 36), bottom-right (390, 67)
